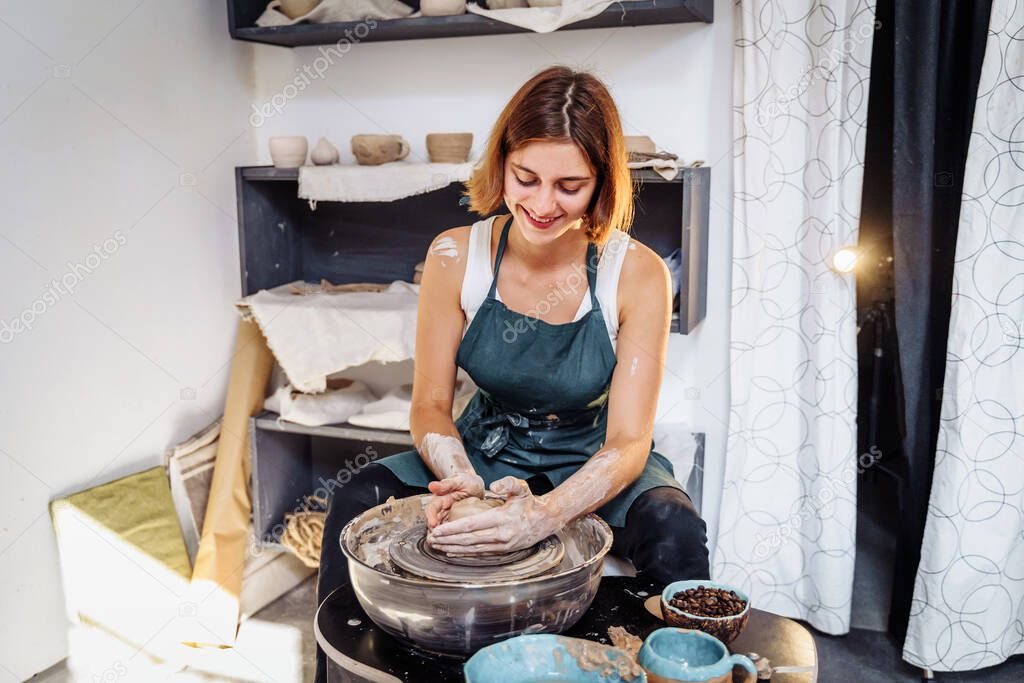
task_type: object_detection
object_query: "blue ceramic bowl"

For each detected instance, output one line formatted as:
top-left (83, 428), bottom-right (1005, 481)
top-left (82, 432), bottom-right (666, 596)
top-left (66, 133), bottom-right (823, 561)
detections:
top-left (638, 628), bottom-right (756, 683)
top-left (464, 634), bottom-right (647, 683)
top-left (659, 580), bottom-right (750, 644)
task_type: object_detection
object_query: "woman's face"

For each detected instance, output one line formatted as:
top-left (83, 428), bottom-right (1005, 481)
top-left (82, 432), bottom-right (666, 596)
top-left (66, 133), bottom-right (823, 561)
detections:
top-left (503, 140), bottom-right (598, 246)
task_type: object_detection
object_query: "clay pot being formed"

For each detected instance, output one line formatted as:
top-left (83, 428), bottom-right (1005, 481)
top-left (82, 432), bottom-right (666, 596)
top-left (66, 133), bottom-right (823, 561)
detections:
top-left (447, 497), bottom-right (503, 523)
top-left (278, 0), bottom-right (321, 19)
top-left (269, 136), bottom-right (308, 168)
top-left (311, 137), bottom-right (340, 165)
top-left (421, 0), bottom-right (467, 16)
top-left (351, 134), bottom-right (411, 166)
top-left (426, 132), bottom-right (473, 163)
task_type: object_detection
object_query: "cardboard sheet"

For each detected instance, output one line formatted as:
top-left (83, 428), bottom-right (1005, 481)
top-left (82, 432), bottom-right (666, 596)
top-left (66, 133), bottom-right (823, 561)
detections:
top-left (186, 318), bottom-right (274, 647)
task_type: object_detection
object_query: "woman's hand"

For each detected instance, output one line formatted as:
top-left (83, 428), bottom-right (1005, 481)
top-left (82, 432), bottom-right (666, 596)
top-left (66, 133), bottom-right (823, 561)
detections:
top-left (426, 476), bottom-right (562, 555)
top-left (425, 471), bottom-right (485, 529)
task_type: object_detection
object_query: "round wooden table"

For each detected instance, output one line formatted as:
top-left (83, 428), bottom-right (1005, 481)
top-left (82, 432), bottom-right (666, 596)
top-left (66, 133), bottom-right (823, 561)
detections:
top-left (315, 575), bottom-right (818, 682)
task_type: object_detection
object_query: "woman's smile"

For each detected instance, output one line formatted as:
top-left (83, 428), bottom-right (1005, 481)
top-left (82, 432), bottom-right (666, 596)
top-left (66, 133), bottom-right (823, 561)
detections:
top-left (520, 205), bottom-right (564, 230)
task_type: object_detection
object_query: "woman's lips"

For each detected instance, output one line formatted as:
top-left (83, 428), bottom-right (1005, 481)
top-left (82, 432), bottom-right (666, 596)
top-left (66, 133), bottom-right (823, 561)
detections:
top-left (521, 206), bottom-right (562, 230)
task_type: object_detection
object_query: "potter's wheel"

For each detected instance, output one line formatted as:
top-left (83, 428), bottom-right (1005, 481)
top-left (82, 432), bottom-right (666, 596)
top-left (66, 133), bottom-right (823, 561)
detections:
top-left (388, 526), bottom-right (565, 583)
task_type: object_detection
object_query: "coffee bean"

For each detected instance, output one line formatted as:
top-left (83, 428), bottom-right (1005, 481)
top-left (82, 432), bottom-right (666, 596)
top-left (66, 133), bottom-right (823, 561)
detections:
top-left (669, 586), bottom-right (747, 618)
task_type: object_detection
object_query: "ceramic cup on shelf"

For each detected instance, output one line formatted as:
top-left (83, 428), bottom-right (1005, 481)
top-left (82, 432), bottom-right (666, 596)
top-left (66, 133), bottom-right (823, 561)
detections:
top-left (278, 0), bottom-right (322, 19)
top-left (421, 0), bottom-right (467, 16)
top-left (426, 133), bottom-right (473, 163)
top-left (268, 136), bottom-right (309, 168)
top-left (639, 628), bottom-right (757, 683)
top-left (351, 134), bottom-right (411, 166)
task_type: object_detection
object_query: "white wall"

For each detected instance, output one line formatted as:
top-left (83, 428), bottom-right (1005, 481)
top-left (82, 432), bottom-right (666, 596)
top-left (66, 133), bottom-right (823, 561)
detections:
top-left (250, 0), bottom-right (735, 544)
top-left (0, 0), bottom-right (734, 678)
top-left (0, 1), bottom-right (254, 679)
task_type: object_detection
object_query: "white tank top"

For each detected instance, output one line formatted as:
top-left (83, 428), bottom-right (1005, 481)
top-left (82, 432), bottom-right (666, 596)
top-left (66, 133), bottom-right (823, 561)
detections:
top-left (460, 215), bottom-right (632, 350)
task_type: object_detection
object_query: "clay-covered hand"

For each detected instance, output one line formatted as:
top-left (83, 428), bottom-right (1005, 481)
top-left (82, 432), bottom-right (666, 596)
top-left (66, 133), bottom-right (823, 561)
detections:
top-left (426, 476), bottom-right (562, 555)
top-left (425, 471), bottom-right (485, 529)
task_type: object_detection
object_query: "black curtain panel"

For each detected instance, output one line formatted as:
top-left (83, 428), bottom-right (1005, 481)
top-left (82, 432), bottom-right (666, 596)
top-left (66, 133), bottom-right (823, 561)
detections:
top-left (887, 0), bottom-right (993, 640)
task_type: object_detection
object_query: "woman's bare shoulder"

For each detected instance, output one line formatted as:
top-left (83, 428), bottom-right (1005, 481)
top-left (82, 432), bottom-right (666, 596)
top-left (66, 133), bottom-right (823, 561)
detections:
top-left (422, 225), bottom-right (475, 298)
top-left (616, 237), bottom-right (671, 311)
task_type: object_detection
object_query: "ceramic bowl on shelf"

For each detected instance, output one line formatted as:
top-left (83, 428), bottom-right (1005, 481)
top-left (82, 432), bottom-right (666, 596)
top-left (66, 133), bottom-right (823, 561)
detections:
top-left (268, 136), bottom-right (308, 168)
top-left (625, 135), bottom-right (657, 155)
top-left (421, 0), bottom-right (467, 15)
top-left (426, 132), bottom-right (473, 163)
top-left (278, 0), bottom-right (322, 19)
top-left (659, 580), bottom-right (750, 645)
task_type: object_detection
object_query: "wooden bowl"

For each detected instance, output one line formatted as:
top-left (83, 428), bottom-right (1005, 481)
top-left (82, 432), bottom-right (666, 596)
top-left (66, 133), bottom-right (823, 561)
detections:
top-left (660, 580), bottom-right (750, 645)
top-left (426, 133), bottom-right (473, 163)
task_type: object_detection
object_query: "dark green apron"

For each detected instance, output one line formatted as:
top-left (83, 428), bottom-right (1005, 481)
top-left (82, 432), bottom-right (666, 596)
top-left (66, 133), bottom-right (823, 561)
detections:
top-left (378, 216), bottom-right (682, 527)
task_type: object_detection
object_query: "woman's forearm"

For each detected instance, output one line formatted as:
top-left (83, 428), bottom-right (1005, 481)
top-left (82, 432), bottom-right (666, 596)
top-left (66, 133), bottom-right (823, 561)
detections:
top-left (538, 437), bottom-right (648, 526)
top-left (410, 405), bottom-right (477, 481)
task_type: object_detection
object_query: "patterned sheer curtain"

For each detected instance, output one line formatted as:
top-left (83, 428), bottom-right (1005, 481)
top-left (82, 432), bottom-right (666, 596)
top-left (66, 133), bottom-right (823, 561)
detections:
top-left (714, 0), bottom-right (875, 634)
top-left (903, 0), bottom-right (1024, 670)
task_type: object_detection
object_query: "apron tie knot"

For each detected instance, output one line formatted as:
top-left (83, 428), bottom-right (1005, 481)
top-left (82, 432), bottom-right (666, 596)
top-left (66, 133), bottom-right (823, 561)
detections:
top-left (469, 391), bottom-right (606, 459)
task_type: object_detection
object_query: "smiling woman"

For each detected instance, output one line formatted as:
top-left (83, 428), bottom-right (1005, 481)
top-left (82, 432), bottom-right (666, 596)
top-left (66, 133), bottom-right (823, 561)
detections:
top-left (314, 66), bottom-right (710, 682)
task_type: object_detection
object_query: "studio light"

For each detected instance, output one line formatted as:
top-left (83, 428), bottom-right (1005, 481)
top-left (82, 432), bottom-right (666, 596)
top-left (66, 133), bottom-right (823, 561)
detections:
top-left (831, 246), bottom-right (860, 273)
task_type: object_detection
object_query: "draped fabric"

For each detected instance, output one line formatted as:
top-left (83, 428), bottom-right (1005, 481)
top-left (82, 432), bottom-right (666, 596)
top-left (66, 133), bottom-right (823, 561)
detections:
top-left (903, 0), bottom-right (1024, 670)
top-left (714, 0), bottom-right (875, 634)
top-left (888, 0), bottom-right (994, 639)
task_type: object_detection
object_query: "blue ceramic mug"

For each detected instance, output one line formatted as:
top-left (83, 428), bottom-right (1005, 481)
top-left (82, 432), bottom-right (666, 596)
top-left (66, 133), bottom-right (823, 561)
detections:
top-left (638, 628), bottom-right (757, 683)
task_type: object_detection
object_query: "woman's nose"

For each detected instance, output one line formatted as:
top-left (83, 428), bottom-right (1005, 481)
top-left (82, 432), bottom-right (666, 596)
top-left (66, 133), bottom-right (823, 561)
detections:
top-left (535, 185), bottom-right (559, 215)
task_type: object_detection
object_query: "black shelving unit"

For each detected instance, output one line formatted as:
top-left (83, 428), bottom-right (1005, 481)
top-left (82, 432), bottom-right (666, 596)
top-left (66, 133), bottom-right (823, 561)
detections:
top-left (226, 0), bottom-right (713, 47)
top-left (236, 164), bottom-right (709, 333)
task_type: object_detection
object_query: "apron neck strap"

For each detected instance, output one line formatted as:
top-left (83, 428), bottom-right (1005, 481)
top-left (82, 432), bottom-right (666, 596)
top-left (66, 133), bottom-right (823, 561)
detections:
top-left (487, 215), bottom-right (513, 300)
top-left (585, 241), bottom-right (600, 310)
top-left (487, 215), bottom-right (601, 310)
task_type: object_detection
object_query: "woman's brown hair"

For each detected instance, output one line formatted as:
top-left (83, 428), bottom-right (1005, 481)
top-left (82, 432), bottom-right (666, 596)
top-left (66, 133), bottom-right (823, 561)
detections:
top-left (465, 66), bottom-right (633, 244)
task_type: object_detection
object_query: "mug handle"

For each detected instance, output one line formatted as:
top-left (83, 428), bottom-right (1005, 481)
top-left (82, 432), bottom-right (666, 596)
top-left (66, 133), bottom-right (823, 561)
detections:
top-left (726, 654), bottom-right (758, 683)
top-left (397, 138), bottom-right (410, 160)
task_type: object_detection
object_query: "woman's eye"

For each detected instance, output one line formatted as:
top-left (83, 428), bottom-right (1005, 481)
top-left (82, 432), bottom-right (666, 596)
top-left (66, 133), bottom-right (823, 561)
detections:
top-left (560, 186), bottom-right (581, 195)
top-left (514, 175), bottom-right (537, 187)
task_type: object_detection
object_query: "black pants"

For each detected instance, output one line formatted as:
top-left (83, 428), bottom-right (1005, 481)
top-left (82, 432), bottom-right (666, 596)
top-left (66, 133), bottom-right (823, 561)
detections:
top-left (315, 463), bottom-right (710, 682)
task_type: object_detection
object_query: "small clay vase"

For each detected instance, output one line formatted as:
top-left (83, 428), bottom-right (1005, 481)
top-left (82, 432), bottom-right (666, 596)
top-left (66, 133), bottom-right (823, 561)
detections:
top-left (279, 0), bottom-right (321, 19)
top-left (426, 132), bottom-right (473, 163)
top-left (311, 137), bottom-right (340, 165)
top-left (268, 136), bottom-right (308, 168)
top-left (625, 135), bottom-right (657, 155)
top-left (351, 134), bottom-right (411, 166)
top-left (421, 0), bottom-right (467, 15)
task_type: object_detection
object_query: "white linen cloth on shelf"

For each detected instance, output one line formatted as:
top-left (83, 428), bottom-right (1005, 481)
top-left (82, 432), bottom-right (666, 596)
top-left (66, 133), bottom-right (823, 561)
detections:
top-left (298, 162), bottom-right (476, 205)
top-left (237, 281), bottom-right (419, 394)
top-left (264, 381), bottom-right (376, 427)
top-left (466, 0), bottom-right (638, 33)
top-left (255, 0), bottom-right (412, 26)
